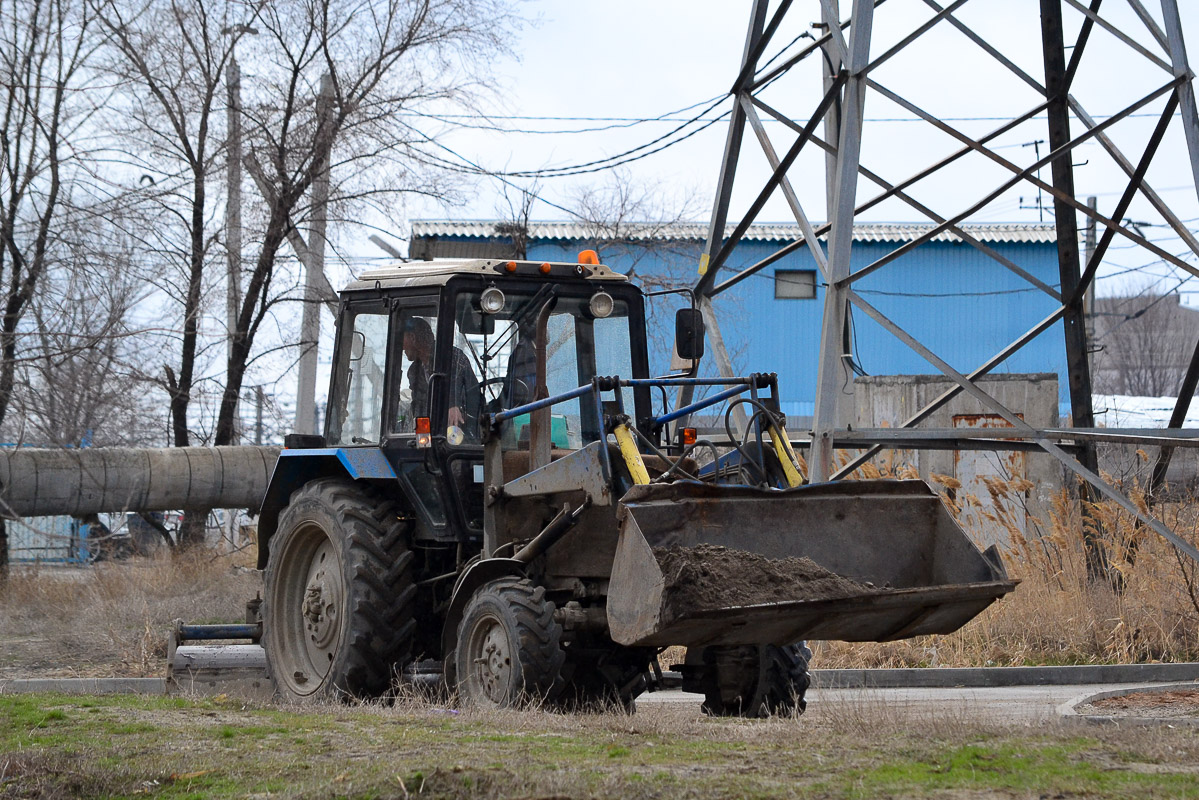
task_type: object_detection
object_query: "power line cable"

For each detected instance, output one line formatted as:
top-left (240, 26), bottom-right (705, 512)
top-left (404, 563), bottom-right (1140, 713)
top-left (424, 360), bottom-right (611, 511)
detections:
top-left (406, 93), bottom-right (727, 135)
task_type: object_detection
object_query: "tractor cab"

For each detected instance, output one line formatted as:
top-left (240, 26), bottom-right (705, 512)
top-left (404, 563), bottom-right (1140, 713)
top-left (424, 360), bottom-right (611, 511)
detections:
top-left (321, 258), bottom-right (652, 544)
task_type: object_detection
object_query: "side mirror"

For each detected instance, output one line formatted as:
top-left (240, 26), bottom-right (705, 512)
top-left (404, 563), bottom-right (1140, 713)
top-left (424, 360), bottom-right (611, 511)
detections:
top-left (674, 308), bottom-right (705, 360)
top-left (349, 330), bottom-right (365, 361)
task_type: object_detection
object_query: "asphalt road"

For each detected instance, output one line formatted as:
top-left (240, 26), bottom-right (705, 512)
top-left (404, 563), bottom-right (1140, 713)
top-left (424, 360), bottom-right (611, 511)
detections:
top-left (639, 684), bottom-right (1156, 723)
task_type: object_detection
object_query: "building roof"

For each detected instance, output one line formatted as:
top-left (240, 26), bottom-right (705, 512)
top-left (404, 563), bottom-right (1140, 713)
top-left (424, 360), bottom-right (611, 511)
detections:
top-left (410, 220), bottom-right (1058, 245)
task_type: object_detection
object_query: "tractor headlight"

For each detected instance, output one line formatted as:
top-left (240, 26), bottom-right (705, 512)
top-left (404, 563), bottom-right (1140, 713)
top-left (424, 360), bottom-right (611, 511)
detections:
top-left (480, 286), bottom-right (506, 314)
top-left (589, 291), bottom-right (614, 319)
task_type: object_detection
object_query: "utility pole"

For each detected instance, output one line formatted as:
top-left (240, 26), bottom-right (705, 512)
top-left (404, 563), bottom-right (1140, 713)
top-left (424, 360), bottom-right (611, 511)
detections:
top-left (294, 73), bottom-right (333, 435)
top-left (255, 386), bottom-right (264, 446)
top-left (223, 24), bottom-right (256, 442)
top-left (226, 55), bottom-right (243, 444)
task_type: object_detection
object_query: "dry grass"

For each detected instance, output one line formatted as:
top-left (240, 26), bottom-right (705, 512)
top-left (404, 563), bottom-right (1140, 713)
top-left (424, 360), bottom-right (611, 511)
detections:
top-left (0, 551), bottom-right (261, 678)
top-left (816, 452), bottom-right (1199, 668)
top-left (2, 448), bottom-right (1198, 681)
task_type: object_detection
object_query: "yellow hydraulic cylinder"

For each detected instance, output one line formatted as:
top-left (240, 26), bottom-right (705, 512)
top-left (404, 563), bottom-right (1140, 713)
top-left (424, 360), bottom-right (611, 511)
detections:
top-left (767, 423), bottom-right (805, 488)
top-left (613, 423), bottom-right (651, 485)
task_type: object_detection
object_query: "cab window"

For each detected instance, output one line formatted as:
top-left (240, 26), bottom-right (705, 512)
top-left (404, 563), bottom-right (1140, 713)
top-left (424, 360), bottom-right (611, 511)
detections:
top-left (327, 305), bottom-right (389, 446)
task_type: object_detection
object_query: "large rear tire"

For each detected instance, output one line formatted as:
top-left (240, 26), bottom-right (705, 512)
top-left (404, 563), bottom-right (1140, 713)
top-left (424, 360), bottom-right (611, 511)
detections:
top-left (263, 479), bottom-right (415, 701)
top-left (454, 577), bottom-right (564, 708)
top-left (684, 643), bottom-right (810, 718)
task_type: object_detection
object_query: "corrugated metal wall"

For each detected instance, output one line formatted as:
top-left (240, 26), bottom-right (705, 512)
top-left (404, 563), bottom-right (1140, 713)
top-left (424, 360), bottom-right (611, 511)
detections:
top-left (6, 516), bottom-right (87, 563)
top-left (431, 233), bottom-right (1067, 411)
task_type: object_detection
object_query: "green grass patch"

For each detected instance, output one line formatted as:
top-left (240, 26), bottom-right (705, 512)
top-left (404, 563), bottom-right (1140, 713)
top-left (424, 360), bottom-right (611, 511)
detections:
top-left (0, 693), bottom-right (1196, 799)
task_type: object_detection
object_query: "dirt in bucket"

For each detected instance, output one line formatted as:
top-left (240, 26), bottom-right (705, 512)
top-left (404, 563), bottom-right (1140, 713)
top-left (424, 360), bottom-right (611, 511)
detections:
top-left (652, 543), bottom-right (882, 615)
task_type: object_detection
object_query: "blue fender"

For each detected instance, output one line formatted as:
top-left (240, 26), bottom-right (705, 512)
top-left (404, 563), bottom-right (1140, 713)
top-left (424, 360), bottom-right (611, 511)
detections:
top-left (256, 448), bottom-right (398, 569)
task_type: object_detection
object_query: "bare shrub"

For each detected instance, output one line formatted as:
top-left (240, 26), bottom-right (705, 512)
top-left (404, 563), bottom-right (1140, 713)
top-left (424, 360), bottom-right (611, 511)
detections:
top-left (0, 552), bottom-right (261, 678)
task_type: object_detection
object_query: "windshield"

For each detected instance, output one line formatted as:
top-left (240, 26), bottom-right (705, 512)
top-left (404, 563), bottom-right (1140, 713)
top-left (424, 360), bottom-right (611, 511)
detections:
top-left (451, 285), bottom-right (639, 449)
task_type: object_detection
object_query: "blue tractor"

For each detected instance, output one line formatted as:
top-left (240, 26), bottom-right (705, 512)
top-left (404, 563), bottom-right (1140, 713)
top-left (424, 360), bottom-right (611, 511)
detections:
top-left (256, 255), bottom-right (1014, 713)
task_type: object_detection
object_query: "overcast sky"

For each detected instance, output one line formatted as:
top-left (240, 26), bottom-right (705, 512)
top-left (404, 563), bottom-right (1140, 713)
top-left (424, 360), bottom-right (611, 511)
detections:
top-left (291, 1), bottom-right (1199, 425)
top-left (373, 0), bottom-right (1199, 302)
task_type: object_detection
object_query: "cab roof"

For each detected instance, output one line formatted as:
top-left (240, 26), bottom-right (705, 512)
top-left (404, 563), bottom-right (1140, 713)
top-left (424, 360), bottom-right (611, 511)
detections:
top-left (344, 258), bottom-right (628, 293)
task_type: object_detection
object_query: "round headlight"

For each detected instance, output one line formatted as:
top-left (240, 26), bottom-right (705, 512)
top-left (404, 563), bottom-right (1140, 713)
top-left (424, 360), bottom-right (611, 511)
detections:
top-left (480, 286), bottom-right (506, 314)
top-left (589, 291), bottom-right (614, 319)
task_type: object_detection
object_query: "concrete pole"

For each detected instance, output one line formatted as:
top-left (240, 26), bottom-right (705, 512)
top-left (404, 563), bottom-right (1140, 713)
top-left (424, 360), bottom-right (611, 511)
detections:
top-left (226, 57), bottom-right (244, 443)
top-left (294, 74), bottom-right (333, 435)
top-left (255, 386), bottom-right (264, 446)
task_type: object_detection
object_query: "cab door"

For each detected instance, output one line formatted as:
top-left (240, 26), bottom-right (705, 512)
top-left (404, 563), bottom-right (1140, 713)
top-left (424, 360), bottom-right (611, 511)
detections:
top-left (379, 297), bottom-right (459, 543)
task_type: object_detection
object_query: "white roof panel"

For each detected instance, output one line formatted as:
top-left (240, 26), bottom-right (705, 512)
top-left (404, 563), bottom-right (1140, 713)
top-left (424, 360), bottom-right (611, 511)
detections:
top-left (410, 220), bottom-right (1058, 245)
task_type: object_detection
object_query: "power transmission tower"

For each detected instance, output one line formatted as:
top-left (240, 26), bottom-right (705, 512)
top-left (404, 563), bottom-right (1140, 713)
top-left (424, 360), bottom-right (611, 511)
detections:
top-left (689, 0), bottom-right (1199, 570)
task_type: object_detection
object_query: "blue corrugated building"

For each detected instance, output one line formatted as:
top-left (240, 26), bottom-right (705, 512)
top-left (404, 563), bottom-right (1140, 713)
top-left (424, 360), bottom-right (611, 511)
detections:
top-left (410, 221), bottom-right (1065, 417)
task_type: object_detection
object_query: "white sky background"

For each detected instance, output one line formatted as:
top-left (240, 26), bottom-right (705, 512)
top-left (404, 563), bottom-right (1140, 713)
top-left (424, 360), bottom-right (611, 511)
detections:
top-left (296, 0), bottom-right (1199, 427)
top-left (376, 0), bottom-right (1199, 299)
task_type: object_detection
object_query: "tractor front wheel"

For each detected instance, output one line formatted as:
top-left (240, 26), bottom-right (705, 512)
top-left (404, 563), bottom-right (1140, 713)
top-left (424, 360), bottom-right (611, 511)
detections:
top-left (454, 577), bottom-right (564, 708)
top-left (263, 479), bottom-right (415, 701)
top-left (685, 643), bottom-right (810, 718)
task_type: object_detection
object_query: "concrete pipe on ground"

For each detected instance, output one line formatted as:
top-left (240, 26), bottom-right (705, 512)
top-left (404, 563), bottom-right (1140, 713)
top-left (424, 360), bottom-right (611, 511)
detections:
top-left (0, 446), bottom-right (281, 518)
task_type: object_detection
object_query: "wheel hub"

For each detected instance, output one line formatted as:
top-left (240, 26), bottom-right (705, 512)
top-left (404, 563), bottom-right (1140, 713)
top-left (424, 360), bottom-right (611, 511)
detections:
top-left (304, 572), bottom-right (340, 650)
top-left (473, 621), bottom-right (512, 702)
top-left (298, 538), bottom-right (344, 672)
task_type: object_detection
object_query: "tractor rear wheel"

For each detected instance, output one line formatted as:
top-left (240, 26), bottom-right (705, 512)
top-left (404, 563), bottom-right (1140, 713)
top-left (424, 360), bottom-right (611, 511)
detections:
top-left (263, 479), bottom-right (415, 701)
top-left (454, 577), bottom-right (564, 708)
top-left (685, 643), bottom-right (810, 718)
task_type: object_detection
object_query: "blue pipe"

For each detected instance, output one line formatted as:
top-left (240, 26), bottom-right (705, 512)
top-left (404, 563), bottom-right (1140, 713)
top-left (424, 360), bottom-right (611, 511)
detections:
top-left (490, 383), bottom-right (594, 424)
top-left (178, 623), bottom-right (261, 642)
top-left (622, 377), bottom-right (760, 387)
top-left (654, 384), bottom-right (751, 426)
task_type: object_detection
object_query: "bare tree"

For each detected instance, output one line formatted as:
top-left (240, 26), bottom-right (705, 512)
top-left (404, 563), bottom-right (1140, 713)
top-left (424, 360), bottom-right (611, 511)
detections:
top-left (13, 208), bottom-right (157, 447)
top-left (1092, 288), bottom-right (1199, 397)
top-left (0, 0), bottom-right (100, 429)
top-left (493, 182), bottom-right (539, 260)
top-left (568, 169), bottom-right (704, 289)
top-left (563, 171), bottom-right (733, 379)
top-left (92, 0), bottom-right (259, 455)
top-left (216, 0), bottom-right (519, 445)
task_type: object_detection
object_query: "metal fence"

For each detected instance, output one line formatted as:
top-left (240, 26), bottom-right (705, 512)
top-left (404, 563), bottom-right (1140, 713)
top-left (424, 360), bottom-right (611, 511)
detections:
top-left (6, 516), bottom-right (90, 563)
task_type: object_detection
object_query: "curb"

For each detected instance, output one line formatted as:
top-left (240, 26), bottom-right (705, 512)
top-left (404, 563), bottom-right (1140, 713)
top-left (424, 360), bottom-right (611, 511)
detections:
top-left (3, 663), bottom-right (1198, 696)
top-left (1057, 682), bottom-right (1199, 727)
top-left (809, 663), bottom-right (1199, 689)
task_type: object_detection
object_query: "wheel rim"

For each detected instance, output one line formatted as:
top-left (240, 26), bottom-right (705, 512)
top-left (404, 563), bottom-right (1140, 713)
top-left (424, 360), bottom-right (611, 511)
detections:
top-left (465, 613), bottom-right (513, 705)
top-left (269, 522), bottom-right (346, 697)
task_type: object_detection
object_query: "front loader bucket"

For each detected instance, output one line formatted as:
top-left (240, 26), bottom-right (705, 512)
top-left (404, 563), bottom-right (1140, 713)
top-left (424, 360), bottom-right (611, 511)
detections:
top-left (606, 479), bottom-right (1016, 648)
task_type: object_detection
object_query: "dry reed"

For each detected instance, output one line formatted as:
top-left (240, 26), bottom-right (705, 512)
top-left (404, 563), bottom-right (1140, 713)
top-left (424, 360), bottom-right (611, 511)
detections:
top-left (817, 450), bottom-right (1199, 668)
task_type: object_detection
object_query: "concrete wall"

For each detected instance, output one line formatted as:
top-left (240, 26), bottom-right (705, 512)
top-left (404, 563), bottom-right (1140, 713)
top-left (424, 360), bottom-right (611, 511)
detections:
top-left (853, 373), bottom-right (1062, 548)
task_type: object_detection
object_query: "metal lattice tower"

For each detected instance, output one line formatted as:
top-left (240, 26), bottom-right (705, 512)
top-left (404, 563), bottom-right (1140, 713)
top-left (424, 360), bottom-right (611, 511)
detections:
top-left (690, 0), bottom-right (1199, 566)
